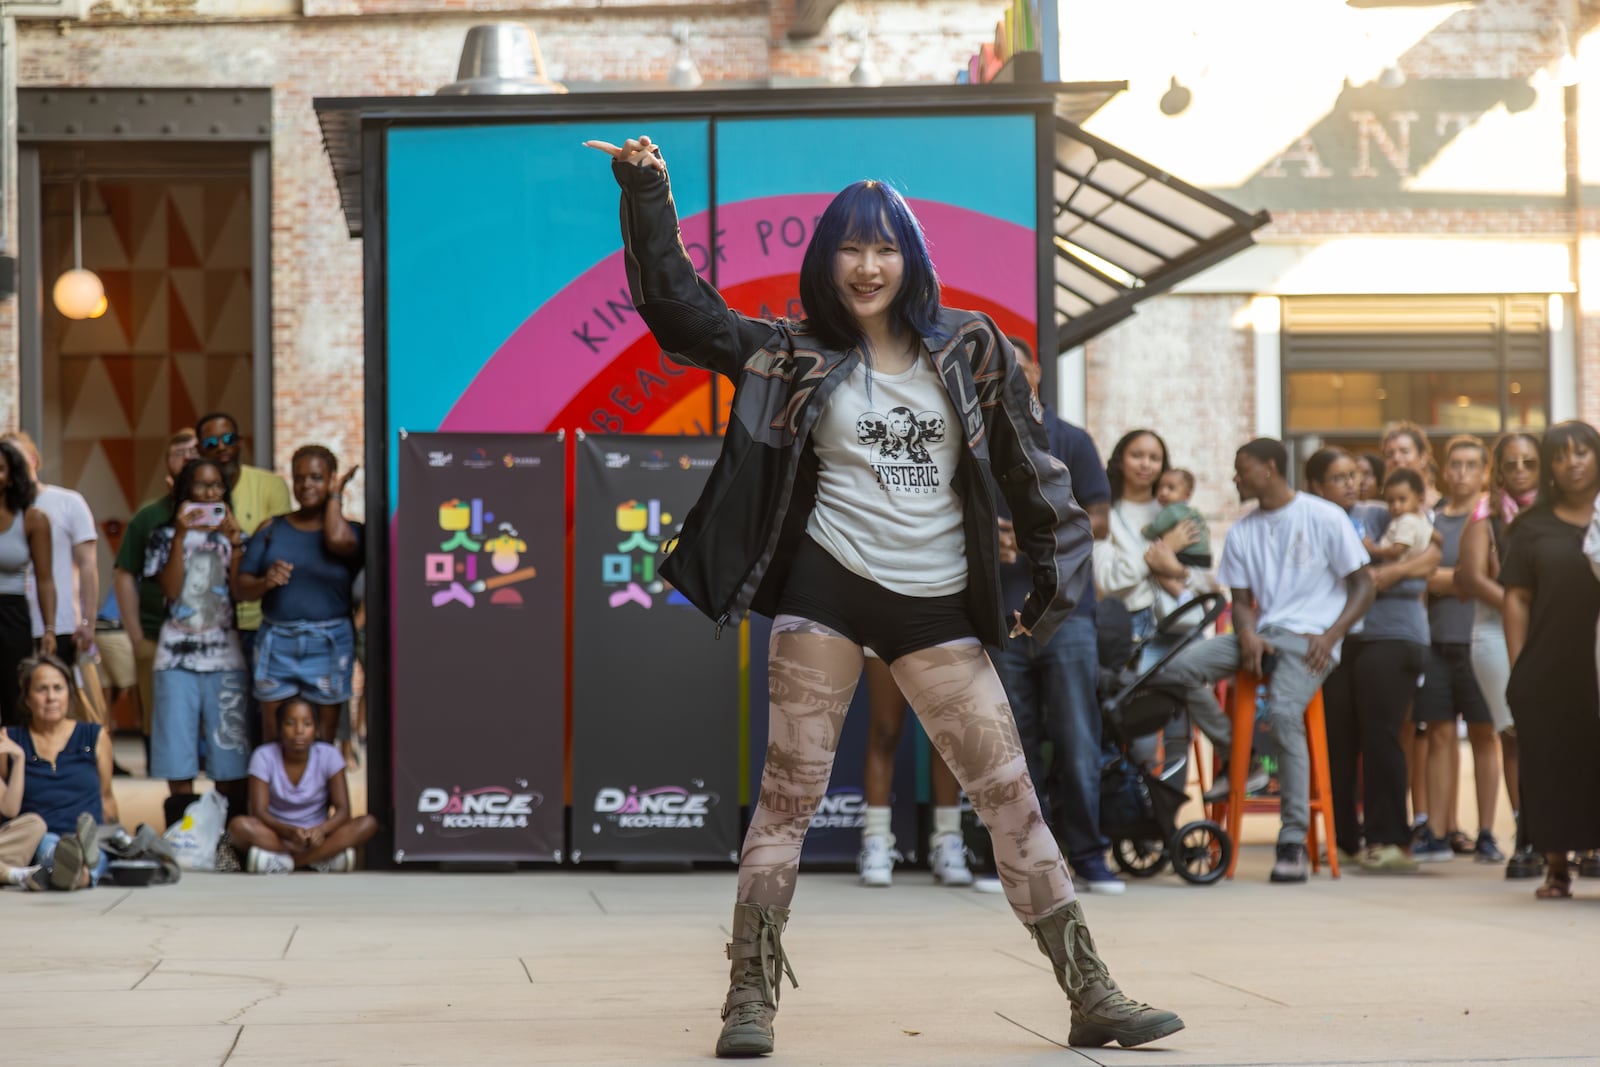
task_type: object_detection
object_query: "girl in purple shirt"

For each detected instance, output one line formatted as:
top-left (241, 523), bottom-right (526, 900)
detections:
top-left (226, 697), bottom-right (376, 873)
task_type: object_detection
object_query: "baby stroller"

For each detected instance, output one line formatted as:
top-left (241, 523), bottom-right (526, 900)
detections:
top-left (1096, 591), bottom-right (1234, 886)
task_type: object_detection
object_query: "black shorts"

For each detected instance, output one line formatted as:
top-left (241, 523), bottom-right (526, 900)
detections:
top-left (1415, 642), bottom-right (1491, 724)
top-left (773, 536), bottom-right (976, 663)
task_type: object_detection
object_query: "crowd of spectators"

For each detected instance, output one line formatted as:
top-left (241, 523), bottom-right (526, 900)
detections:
top-left (852, 351), bottom-right (1600, 900)
top-left (0, 411), bottom-right (373, 890)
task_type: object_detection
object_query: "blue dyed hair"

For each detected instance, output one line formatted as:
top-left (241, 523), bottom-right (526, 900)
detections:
top-left (798, 180), bottom-right (943, 353)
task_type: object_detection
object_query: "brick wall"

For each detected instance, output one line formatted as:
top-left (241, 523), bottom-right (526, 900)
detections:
top-left (10, 1), bottom-right (996, 513)
top-left (1084, 294), bottom-right (1256, 532)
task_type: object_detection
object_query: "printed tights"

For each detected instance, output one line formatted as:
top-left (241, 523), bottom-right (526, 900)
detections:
top-left (737, 615), bottom-right (1075, 922)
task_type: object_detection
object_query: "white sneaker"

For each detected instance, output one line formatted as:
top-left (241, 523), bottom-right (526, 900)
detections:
top-left (928, 832), bottom-right (974, 887)
top-left (246, 847), bottom-right (295, 874)
top-left (857, 834), bottom-right (898, 887)
top-left (312, 847), bottom-right (356, 873)
top-left (971, 876), bottom-right (1005, 894)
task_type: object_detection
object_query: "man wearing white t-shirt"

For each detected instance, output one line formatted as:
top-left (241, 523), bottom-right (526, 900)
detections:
top-left (1151, 438), bottom-right (1373, 883)
top-left (2, 433), bottom-right (98, 676)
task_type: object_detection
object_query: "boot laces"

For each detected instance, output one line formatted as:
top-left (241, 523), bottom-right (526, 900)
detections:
top-left (729, 905), bottom-right (800, 1011)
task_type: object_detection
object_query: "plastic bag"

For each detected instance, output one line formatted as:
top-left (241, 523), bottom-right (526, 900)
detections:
top-left (162, 790), bottom-right (228, 871)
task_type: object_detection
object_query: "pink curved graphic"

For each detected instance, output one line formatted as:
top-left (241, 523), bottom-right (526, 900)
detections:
top-left (441, 197), bottom-right (1035, 433)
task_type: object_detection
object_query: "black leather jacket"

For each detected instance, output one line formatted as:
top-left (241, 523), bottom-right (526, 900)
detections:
top-left (612, 158), bottom-right (1092, 647)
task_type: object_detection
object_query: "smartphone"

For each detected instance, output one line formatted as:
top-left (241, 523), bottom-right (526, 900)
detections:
top-left (1260, 651), bottom-right (1279, 677)
top-left (181, 502), bottom-right (226, 528)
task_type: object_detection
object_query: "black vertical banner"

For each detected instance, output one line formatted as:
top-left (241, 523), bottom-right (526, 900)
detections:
top-left (394, 433), bottom-right (567, 862)
top-left (571, 434), bottom-right (740, 862)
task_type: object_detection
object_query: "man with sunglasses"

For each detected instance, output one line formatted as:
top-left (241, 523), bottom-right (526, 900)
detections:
top-left (196, 413), bottom-right (291, 745)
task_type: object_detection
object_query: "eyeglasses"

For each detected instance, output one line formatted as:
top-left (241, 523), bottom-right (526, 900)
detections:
top-left (1500, 458), bottom-right (1537, 471)
top-left (201, 432), bottom-right (239, 450)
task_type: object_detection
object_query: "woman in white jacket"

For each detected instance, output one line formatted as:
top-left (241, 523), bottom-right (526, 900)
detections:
top-left (1094, 430), bottom-right (1194, 635)
top-left (1093, 430), bottom-right (1242, 793)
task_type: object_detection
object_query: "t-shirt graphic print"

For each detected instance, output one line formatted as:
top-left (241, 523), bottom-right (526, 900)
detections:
top-left (857, 405), bottom-right (947, 493)
top-left (807, 350), bottom-right (968, 597)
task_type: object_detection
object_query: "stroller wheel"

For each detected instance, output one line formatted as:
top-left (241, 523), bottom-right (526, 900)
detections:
top-left (1111, 836), bottom-right (1169, 878)
top-left (1171, 820), bottom-right (1233, 885)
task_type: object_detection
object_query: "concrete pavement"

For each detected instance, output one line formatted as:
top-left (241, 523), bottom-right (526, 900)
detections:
top-left (7, 843), bottom-right (1598, 1067)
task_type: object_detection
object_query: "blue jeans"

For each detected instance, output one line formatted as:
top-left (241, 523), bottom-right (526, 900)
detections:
top-left (992, 615), bottom-right (1108, 865)
top-left (254, 618), bottom-right (356, 703)
top-left (36, 830), bottom-right (111, 886)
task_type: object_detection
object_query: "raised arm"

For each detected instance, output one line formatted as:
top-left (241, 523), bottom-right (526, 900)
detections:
top-left (586, 136), bottom-right (777, 380)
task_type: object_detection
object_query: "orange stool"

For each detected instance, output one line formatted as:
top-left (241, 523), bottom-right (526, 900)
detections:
top-left (1213, 671), bottom-right (1339, 880)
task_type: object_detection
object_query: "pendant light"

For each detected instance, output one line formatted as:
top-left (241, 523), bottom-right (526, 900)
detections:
top-left (52, 178), bottom-right (107, 320)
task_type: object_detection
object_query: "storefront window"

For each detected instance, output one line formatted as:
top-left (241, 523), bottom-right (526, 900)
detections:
top-left (1283, 295), bottom-right (1550, 470)
top-left (1285, 369), bottom-right (1539, 436)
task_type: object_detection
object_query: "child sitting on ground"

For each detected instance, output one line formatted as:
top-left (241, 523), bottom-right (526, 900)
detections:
top-left (227, 697), bottom-right (377, 873)
top-left (1365, 468), bottom-right (1435, 563)
top-left (1141, 468), bottom-right (1211, 569)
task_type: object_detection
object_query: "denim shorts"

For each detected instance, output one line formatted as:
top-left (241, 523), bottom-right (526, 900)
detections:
top-left (254, 618), bottom-right (355, 704)
top-left (151, 668), bottom-right (250, 781)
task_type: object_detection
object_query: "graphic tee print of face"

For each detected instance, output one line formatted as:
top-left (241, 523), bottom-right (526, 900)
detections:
top-left (174, 542), bottom-right (229, 633)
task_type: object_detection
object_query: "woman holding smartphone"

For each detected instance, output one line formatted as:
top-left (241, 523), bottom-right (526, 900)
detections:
top-left (143, 458), bottom-right (250, 813)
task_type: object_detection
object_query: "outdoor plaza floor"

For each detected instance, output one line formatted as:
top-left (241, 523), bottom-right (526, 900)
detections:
top-left (8, 836), bottom-right (1598, 1067)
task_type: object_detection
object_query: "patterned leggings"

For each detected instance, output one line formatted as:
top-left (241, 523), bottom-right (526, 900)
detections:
top-left (737, 615), bottom-right (1076, 922)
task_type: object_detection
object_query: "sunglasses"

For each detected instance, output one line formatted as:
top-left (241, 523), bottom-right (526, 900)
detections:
top-left (1500, 458), bottom-right (1537, 471)
top-left (201, 432), bottom-right (239, 450)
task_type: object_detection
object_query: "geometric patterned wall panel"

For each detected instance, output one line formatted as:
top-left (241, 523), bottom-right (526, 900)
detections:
top-left (44, 177), bottom-right (254, 592)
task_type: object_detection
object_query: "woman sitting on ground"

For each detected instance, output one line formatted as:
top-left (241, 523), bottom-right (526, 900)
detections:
top-left (0, 655), bottom-right (115, 890)
top-left (227, 696), bottom-right (377, 873)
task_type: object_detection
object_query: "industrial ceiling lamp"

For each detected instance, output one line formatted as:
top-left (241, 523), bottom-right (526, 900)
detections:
top-left (668, 24), bottom-right (704, 90)
top-left (437, 22), bottom-right (567, 95)
top-left (1159, 76), bottom-right (1192, 115)
top-left (52, 179), bottom-right (106, 321)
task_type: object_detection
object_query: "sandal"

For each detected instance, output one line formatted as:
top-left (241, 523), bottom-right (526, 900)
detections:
top-left (1447, 830), bottom-right (1475, 856)
top-left (1535, 869), bottom-right (1572, 900)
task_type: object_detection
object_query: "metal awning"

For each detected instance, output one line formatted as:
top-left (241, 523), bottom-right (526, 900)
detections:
top-left (1052, 116), bottom-right (1271, 353)
top-left (314, 82), bottom-right (1270, 354)
top-left (313, 82), bottom-right (1125, 239)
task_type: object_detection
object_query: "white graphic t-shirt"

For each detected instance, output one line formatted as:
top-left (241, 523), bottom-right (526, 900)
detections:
top-left (1215, 492), bottom-right (1369, 661)
top-left (806, 350), bottom-right (967, 596)
top-left (145, 527), bottom-right (247, 673)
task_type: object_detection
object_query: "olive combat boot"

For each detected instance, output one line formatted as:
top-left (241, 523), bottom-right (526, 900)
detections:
top-left (715, 902), bottom-right (798, 1058)
top-left (1026, 900), bottom-right (1184, 1048)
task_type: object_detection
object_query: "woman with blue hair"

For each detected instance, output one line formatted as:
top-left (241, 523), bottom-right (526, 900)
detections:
top-left (587, 134), bottom-right (1182, 1057)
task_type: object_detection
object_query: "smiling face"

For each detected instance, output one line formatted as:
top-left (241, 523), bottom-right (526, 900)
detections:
top-left (293, 453), bottom-right (333, 511)
top-left (24, 662), bottom-right (71, 728)
top-left (1120, 433), bottom-right (1166, 497)
top-left (833, 222), bottom-right (903, 333)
